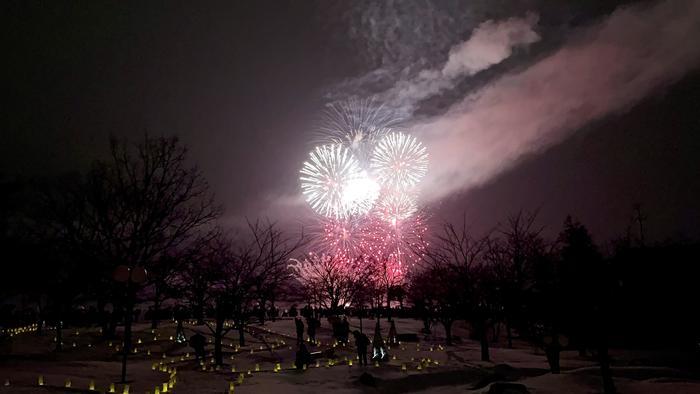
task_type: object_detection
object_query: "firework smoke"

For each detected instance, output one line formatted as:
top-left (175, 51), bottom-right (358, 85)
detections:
top-left (353, 0), bottom-right (700, 203)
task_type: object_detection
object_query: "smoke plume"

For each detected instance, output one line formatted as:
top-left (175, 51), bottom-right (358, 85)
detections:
top-left (386, 13), bottom-right (540, 111)
top-left (410, 0), bottom-right (700, 202)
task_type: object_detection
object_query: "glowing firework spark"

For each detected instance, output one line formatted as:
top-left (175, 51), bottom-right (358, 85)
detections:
top-left (362, 211), bottom-right (429, 278)
top-left (300, 144), bottom-right (379, 219)
top-left (371, 132), bottom-right (428, 190)
top-left (376, 192), bottom-right (418, 225)
top-left (308, 216), bottom-right (368, 258)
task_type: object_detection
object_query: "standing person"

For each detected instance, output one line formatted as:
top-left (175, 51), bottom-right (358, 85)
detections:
top-left (341, 316), bottom-right (350, 344)
top-left (307, 316), bottom-right (316, 344)
top-left (174, 306), bottom-right (187, 343)
top-left (388, 320), bottom-right (398, 346)
top-left (372, 320), bottom-right (388, 361)
top-left (189, 332), bottom-right (206, 363)
top-left (353, 330), bottom-right (369, 366)
top-left (295, 342), bottom-right (312, 370)
top-left (331, 317), bottom-right (340, 342)
top-left (295, 317), bottom-right (305, 344)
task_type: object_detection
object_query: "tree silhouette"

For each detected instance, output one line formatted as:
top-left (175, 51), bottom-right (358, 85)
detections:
top-left (47, 134), bottom-right (221, 333)
top-left (289, 253), bottom-right (372, 313)
top-left (416, 218), bottom-right (489, 352)
top-left (489, 210), bottom-right (546, 348)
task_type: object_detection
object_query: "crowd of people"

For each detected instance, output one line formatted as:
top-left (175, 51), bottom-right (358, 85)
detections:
top-left (291, 314), bottom-right (395, 369)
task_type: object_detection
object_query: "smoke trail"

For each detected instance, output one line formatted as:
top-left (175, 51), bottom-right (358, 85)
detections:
top-left (412, 0), bottom-right (700, 202)
top-left (386, 13), bottom-right (540, 111)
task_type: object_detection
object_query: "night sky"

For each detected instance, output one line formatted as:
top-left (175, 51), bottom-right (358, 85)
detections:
top-left (4, 0), bottom-right (700, 243)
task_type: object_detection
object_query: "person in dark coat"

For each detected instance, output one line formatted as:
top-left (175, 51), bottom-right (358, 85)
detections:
top-left (341, 316), bottom-right (350, 344)
top-left (295, 342), bottom-right (312, 370)
top-left (388, 320), bottom-right (398, 346)
top-left (306, 316), bottom-right (316, 344)
top-left (353, 330), bottom-right (369, 366)
top-left (372, 320), bottom-right (388, 361)
top-left (331, 317), bottom-right (340, 342)
top-left (189, 332), bottom-right (206, 362)
top-left (295, 317), bottom-right (305, 344)
top-left (174, 306), bottom-right (187, 343)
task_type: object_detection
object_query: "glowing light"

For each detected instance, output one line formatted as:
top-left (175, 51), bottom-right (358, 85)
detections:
top-left (371, 132), bottom-right (428, 190)
top-left (300, 144), bottom-right (378, 219)
top-left (341, 173), bottom-right (380, 214)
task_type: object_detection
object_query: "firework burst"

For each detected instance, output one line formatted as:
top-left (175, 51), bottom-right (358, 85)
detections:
top-left (308, 216), bottom-right (368, 258)
top-left (300, 144), bottom-right (379, 219)
top-left (299, 99), bottom-right (431, 283)
top-left (362, 211), bottom-right (429, 277)
top-left (371, 132), bottom-right (428, 190)
top-left (375, 192), bottom-right (418, 225)
top-left (316, 97), bottom-right (405, 160)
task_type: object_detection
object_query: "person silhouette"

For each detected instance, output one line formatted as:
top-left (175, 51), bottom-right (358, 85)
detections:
top-left (189, 332), bottom-right (206, 362)
top-left (295, 342), bottom-right (312, 370)
top-left (341, 316), bottom-right (350, 344)
top-left (388, 320), bottom-right (398, 346)
top-left (372, 320), bottom-right (388, 361)
top-left (307, 316), bottom-right (317, 344)
top-left (353, 330), bottom-right (369, 366)
top-left (295, 317), bottom-right (305, 344)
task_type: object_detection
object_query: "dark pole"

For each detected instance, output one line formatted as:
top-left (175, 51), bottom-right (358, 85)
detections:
top-left (113, 265), bottom-right (146, 384)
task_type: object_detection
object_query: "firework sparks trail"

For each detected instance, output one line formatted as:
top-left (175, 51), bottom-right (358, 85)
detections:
top-left (316, 97), bottom-right (406, 163)
top-left (371, 132), bottom-right (428, 190)
top-left (317, 97), bottom-right (405, 145)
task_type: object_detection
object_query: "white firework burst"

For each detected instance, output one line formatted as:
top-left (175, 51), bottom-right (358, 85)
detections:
top-left (370, 132), bottom-right (428, 189)
top-left (300, 144), bottom-right (379, 219)
top-left (376, 193), bottom-right (418, 225)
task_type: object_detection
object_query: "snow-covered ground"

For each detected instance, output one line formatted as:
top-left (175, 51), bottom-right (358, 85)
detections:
top-left (1, 317), bottom-right (698, 393)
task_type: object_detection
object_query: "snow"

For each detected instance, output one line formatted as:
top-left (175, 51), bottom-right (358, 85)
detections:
top-left (1, 317), bottom-right (698, 393)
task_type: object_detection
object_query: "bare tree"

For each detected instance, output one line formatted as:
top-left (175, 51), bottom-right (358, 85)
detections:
top-left (368, 252), bottom-right (405, 321)
top-left (417, 218), bottom-right (488, 352)
top-left (245, 219), bottom-right (307, 324)
top-left (50, 135), bottom-right (221, 332)
top-left (185, 220), bottom-right (305, 365)
top-left (289, 253), bottom-right (372, 313)
top-left (491, 210), bottom-right (546, 348)
top-left (176, 238), bottom-right (221, 325)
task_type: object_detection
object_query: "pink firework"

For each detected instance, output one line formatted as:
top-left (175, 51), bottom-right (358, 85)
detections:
top-left (375, 192), bottom-right (418, 225)
top-left (309, 216), bottom-right (369, 259)
top-left (361, 211), bottom-right (429, 280)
